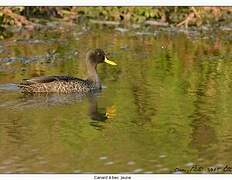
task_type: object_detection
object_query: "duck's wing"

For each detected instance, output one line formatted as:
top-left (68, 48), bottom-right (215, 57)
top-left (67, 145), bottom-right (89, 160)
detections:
top-left (20, 76), bottom-right (82, 85)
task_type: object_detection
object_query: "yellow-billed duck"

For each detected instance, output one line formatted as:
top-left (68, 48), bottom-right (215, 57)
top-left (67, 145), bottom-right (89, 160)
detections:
top-left (18, 49), bottom-right (117, 93)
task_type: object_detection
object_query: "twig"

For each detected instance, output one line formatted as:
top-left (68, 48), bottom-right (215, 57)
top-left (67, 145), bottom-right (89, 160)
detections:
top-left (177, 7), bottom-right (202, 28)
top-left (176, 12), bottom-right (195, 28)
top-left (191, 7), bottom-right (201, 19)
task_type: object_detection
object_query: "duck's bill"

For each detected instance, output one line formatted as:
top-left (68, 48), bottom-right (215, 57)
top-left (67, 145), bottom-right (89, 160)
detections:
top-left (104, 57), bottom-right (117, 66)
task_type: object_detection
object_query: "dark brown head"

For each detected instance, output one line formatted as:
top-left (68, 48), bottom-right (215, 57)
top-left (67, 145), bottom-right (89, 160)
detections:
top-left (86, 49), bottom-right (117, 66)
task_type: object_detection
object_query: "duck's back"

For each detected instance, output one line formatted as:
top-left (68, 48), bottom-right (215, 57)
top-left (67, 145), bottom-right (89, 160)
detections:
top-left (18, 76), bottom-right (96, 93)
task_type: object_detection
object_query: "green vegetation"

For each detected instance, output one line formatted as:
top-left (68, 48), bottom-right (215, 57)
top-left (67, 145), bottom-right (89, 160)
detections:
top-left (74, 7), bottom-right (231, 26)
top-left (0, 7), bottom-right (231, 38)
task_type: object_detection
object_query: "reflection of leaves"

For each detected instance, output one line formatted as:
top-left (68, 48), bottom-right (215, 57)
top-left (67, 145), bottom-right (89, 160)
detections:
top-left (0, 25), bottom-right (232, 172)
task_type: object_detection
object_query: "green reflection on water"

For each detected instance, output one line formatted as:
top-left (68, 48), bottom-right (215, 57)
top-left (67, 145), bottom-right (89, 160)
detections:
top-left (0, 27), bottom-right (232, 173)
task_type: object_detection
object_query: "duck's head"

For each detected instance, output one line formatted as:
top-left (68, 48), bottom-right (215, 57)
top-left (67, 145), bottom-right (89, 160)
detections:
top-left (86, 49), bottom-right (117, 66)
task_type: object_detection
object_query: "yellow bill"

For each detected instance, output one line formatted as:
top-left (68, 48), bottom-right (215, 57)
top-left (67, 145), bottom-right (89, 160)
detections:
top-left (104, 57), bottom-right (117, 65)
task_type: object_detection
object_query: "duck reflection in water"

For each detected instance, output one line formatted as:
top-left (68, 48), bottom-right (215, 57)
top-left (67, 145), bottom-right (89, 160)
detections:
top-left (18, 91), bottom-right (116, 130)
top-left (88, 94), bottom-right (116, 130)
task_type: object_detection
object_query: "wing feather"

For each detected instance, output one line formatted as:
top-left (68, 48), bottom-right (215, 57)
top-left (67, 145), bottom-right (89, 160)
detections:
top-left (20, 76), bottom-right (83, 85)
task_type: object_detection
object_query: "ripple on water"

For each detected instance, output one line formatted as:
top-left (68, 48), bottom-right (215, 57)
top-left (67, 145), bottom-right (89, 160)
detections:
top-left (159, 168), bottom-right (169, 172)
top-left (0, 27), bottom-right (231, 173)
top-left (38, 160), bottom-right (48, 165)
top-left (0, 83), bottom-right (19, 91)
top-left (104, 161), bottom-right (114, 166)
top-left (99, 156), bottom-right (108, 160)
top-left (185, 162), bottom-right (194, 167)
top-left (12, 156), bottom-right (20, 160)
top-left (159, 155), bottom-right (167, 158)
top-left (144, 171), bottom-right (153, 174)
top-left (127, 161), bottom-right (135, 165)
top-left (73, 170), bottom-right (81, 173)
top-left (83, 172), bottom-right (94, 174)
top-left (155, 164), bottom-right (163, 168)
top-left (173, 171), bottom-right (183, 174)
top-left (15, 168), bottom-right (28, 172)
top-left (0, 166), bottom-right (7, 170)
top-left (215, 164), bottom-right (224, 168)
top-left (2, 160), bottom-right (15, 165)
top-left (36, 156), bottom-right (45, 160)
top-left (132, 168), bottom-right (143, 173)
top-left (197, 158), bottom-right (204, 162)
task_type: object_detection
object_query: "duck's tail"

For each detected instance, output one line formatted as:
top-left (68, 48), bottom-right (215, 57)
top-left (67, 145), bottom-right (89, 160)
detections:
top-left (17, 81), bottom-right (34, 93)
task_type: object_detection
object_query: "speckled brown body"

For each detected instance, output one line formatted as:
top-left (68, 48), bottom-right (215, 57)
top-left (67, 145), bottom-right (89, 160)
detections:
top-left (19, 78), bottom-right (98, 94)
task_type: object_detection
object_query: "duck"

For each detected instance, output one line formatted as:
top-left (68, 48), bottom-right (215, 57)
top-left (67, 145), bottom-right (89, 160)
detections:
top-left (18, 48), bottom-right (117, 94)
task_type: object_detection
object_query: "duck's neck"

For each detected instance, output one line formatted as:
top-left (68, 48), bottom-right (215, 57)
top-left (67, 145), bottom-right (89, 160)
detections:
top-left (86, 63), bottom-right (101, 89)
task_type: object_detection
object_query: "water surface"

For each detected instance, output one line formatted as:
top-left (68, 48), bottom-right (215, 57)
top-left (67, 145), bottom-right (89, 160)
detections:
top-left (0, 26), bottom-right (232, 173)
